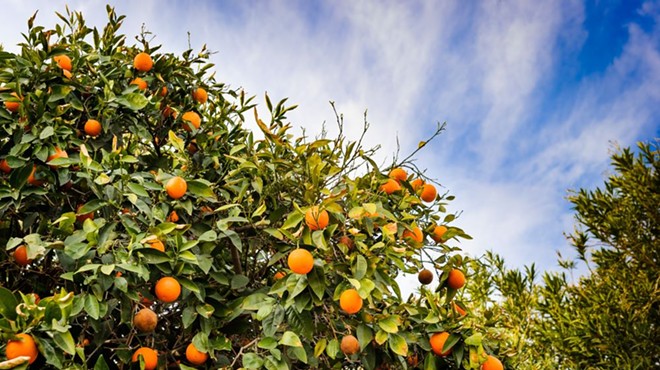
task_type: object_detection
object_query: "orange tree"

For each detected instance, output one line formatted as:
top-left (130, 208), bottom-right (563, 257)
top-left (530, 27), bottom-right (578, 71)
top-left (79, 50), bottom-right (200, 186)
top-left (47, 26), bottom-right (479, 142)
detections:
top-left (0, 7), bottom-right (502, 370)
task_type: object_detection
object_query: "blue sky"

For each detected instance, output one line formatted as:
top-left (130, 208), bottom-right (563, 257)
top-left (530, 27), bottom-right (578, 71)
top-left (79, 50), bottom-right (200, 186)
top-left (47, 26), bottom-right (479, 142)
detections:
top-left (1, 1), bottom-right (658, 291)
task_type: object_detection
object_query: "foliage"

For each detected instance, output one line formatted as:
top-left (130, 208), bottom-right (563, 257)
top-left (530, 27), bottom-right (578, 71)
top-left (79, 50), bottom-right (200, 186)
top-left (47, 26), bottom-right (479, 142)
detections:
top-left (0, 7), bottom-right (494, 370)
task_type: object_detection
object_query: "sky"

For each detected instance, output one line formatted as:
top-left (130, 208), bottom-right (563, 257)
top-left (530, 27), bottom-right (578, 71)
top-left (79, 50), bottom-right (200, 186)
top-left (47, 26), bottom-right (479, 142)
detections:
top-left (1, 1), bottom-right (659, 292)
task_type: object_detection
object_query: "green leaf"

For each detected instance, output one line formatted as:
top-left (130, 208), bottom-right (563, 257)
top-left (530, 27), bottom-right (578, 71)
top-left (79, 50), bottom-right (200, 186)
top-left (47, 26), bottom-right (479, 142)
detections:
top-left (93, 355), bottom-right (110, 370)
top-left (242, 353), bottom-right (264, 369)
top-left (127, 182), bottom-right (149, 197)
top-left (116, 92), bottom-right (148, 110)
top-left (375, 330), bottom-right (388, 345)
top-left (357, 324), bottom-right (373, 351)
top-left (0, 286), bottom-right (18, 320)
top-left (78, 199), bottom-right (105, 215)
top-left (257, 337), bottom-right (278, 350)
top-left (463, 333), bottom-right (482, 346)
top-left (187, 179), bottom-right (215, 198)
top-left (314, 338), bottom-right (327, 358)
top-left (53, 331), bottom-right (76, 355)
top-left (281, 211), bottom-right (303, 230)
top-left (326, 338), bottom-right (339, 359)
top-left (388, 333), bottom-right (408, 356)
top-left (378, 315), bottom-right (400, 334)
top-left (39, 126), bottom-right (55, 140)
top-left (84, 295), bottom-right (100, 320)
top-left (279, 331), bottom-right (303, 347)
top-left (198, 230), bottom-right (217, 242)
top-left (354, 255), bottom-right (367, 280)
top-left (231, 274), bottom-right (249, 290)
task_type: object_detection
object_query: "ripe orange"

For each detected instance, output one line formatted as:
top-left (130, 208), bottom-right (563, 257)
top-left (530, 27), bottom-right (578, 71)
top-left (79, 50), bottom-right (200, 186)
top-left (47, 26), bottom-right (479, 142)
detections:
top-left (167, 210), bottom-right (179, 222)
top-left (5, 333), bottom-right (39, 364)
top-left (182, 111), bottom-right (201, 132)
top-left (165, 176), bottom-right (187, 199)
top-left (27, 165), bottom-right (43, 186)
top-left (0, 159), bottom-right (11, 174)
top-left (155, 276), bottom-right (181, 303)
top-left (402, 226), bottom-right (424, 245)
top-left (420, 184), bottom-right (437, 202)
top-left (482, 355), bottom-right (503, 370)
top-left (162, 105), bottom-right (175, 118)
top-left (380, 179), bottom-right (401, 194)
top-left (339, 289), bottom-right (363, 314)
top-left (274, 271), bottom-right (286, 280)
top-left (53, 54), bottom-right (72, 71)
top-left (147, 239), bottom-right (165, 252)
top-left (131, 347), bottom-right (158, 370)
top-left (388, 168), bottom-right (407, 182)
top-left (14, 245), bottom-right (30, 266)
top-left (287, 249), bottom-right (314, 274)
top-left (133, 52), bottom-right (153, 72)
top-left (47, 147), bottom-right (68, 168)
top-left (453, 302), bottom-right (467, 316)
top-left (431, 225), bottom-right (448, 243)
top-left (159, 86), bottom-right (168, 97)
top-left (411, 178), bottom-right (424, 191)
top-left (84, 119), bottom-right (102, 137)
top-left (76, 204), bottom-right (94, 223)
top-left (340, 335), bottom-right (360, 355)
top-left (338, 235), bottom-right (354, 250)
top-left (192, 87), bottom-right (208, 104)
top-left (4, 92), bottom-right (21, 112)
top-left (429, 332), bottom-right (452, 356)
top-left (446, 269), bottom-right (466, 289)
top-left (185, 342), bottom-right (208, 365)
top-left (133, 308), bottom-right (158, 332)
top-left (130, 77), bottom-right (148, 90)
top-left (305, 206), bottom-right (329, 230)
top-left (418, 269), bottom-right (433, 285)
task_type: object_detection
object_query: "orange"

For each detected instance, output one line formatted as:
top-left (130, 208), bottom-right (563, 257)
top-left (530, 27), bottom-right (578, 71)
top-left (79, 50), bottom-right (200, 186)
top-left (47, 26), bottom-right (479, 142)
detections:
top-left (192, 87), bottom-right (208, 104)
top-left (53, 54), bottom-right (72, 71)
top-left (482, 355), bottom-right (503, 370)
top-left (446, 269), bottom-right (466, 289)
top-left (182, 111), bottom-right (201, 132)
top-left (4, 92), bottom-right (21, 112)
top-left (76, 204), bottom-right (95, 223)
top-left (167, 210), bottom-right (179, 222)
top-left (274, 271), bottom-right (286, 280)
top-left (47, 147), bottom-right (68, 168)
top-left (418, 269), bottom-right (433, 285)
top-left (162, 105), bottom-right (175, 118)
top-left (147, 239), bottom-right (165, 252)
top-left (185, 342), bottom-right (208, 365)
top-left (340, 335), bottom-right (360, 355)
top-left (305, 206), bottom-right (329, 230)
top-left (130, 77), bottom-right (148, 90)
top-left (339, 289), bottom-right (363, 314)
top-left (402, 226), bottom-right (424, 245)
top-left (380, 179), bottom-right (401, 194)
top-left (155, 276), bottom-right (181, 303)
top-left (453, 302), bottom-right (467, 316)
top-left (420, 183), bottom-right (437, 202)
top-left (14, 245), bottom-right (30, 266)
top-left (84, 119), bottom-right (102, 137)
top-left (388, 168), bottom-right (407, 182)
top-left (165, 176), bottom-right (187, 199)
top-left (431, 225), bottom-right (448, 243)
top-left (411, 178), bottom-right (424, 191)
top-left (159, 86), bottom-right (168, 97)
top-left (287, 249), bottom-right (314, 274)
top-left (131, 347), bottom-right (158, 370)
top-left (133, 52), bottom-right (153, 72)
top-left (429, 332), bottom-right (452, 356)
top-left (27, 165), bottom-right (43, 186)
top-left (5, 333), bottom-right (39, 364)
top-left (133, 308), bottom-right (158, 332)
top-left (338, 235), bottom-right (354, 250)
top-left (63, 69), bottom-right (73, 79)
top-left (0, 159), bottom-right (11, 174)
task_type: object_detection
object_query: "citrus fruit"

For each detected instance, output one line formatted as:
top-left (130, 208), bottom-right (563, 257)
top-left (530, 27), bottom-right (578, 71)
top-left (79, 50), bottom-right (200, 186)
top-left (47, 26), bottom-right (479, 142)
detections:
top-left (167, 210), bottom-right (179, 222)
top-left (0, 159), bottom-right (11, 174)
top-left (133, 52), bottom-right (153, 72)
top-left (411, 178), bottom-right (424, 191)
top-left (131, 347), bottom-right (158, 370)
top-left (453, 302), bottom-right (467, 316)
top-left (185, 342), bottom-right (209, 365)
top-left (14, 245), bottom-right (30, 266)
top-left (192, 87), bottom-right (208, 104)
top-left (274, 271), bottom-right (286, 280)
top-left (27, 165), bottom-right (43, 186)
top-left (339, 289), bottom-right (363, 314)
top-left (446, 269), bottom-right (466, 289)
top-left (133, 308), bottom-right (158, 333)
top-left (4, 92), bottom-right (21, 112)
top-left (130, 77), bottom-right (148, 90)
top-left (47, 147), bottom-right (68, 168)
top-left (431, 225), bottom-right (448, 243)
top-left (63, 69), bottom-right (73, 79)
top-left (287, 249), bottom-right (314, 274)
top-left (402, 226), bottom-right (423, 245)
top-left (430, 332), bottom-right (452, 356)
top-left (340, 335), bottom-right (360, 355)
top-left (305, 206), bottom-right (329, 230)
top-left (380, 178), bottom-right (401, 194)
top-left (5, 333), bottom-right (39, 364)
top-left (418, 269), bottom-right (433, 285)
top-left (182, 111), bottom-right (201, 132)
top-left (147, 239), bottom-right (165, 252)
top-left (338, 235), bottom-right (354, 250)
top-left (388, 168), bottom-right (407, 182)
top-left (165, 176), bottom-right (187, 199)
top-left (53, 54), bottom-right (72, 71)
top-left (420, 183), bottom-right (437, 202)
top-left (84, 119), bottom-right (102, 137)
top-left (482, 355), bottom-right (503, 370)
top-left (155, 277), bottom-right (181, 303)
